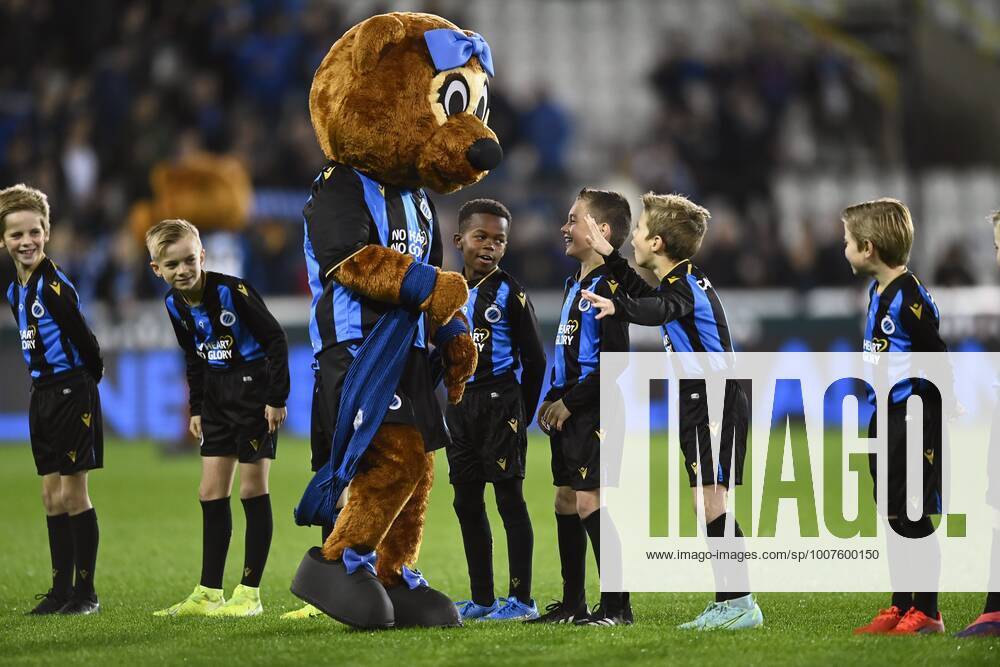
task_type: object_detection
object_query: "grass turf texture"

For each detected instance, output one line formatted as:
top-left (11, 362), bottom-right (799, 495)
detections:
top-left (0, 438), bottom-right (997, 666)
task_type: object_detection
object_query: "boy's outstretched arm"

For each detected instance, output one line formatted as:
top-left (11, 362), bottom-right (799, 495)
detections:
top-left (581, 285), bottom-right (694, 327)
top-left (583, 214), bottom-right (656, 298)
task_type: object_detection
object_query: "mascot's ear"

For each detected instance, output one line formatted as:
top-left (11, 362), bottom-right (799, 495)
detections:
top-left (353, 14), bottom-right (407, 73)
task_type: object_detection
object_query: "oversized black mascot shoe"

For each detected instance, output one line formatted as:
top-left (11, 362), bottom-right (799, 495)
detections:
top-left (291, 547), bottom-right (394, 629)
top-left (383, 566), bottom-right (462, 628)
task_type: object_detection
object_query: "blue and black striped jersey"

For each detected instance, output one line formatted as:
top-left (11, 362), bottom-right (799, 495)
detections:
top-left (462, 268), bottom-right (547, 421)
top-left (7, 257), bottom-right (102, 382)
top-left (862, 271), bottom-right (946, 404)
top-left (302, 162), bottom-right (442, 357)
top-left (164, 272), bottom-right (289, 416)
top-left (605, 252), bottom-right (734, 356)
top-left (545, 264), bottom-right (630, 412)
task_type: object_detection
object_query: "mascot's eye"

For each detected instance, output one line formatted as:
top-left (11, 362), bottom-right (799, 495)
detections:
top-left (439, 74), bottom-right (470, 118)
top-left (474, 82), bottom-right (489, 121)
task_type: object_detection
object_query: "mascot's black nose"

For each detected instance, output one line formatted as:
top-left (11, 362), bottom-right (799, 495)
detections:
top-left (467, 139), bottom-right (503, 171)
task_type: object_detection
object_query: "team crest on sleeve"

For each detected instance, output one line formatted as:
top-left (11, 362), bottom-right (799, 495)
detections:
top-left (484, 304), bottom-right (503, 323)
top-left (578, 297), bottom-right (592, 313)
top-left (220, 309), bottom-right (237, 327)
top-left (880, 314), bottom-right (896, 335)
top-left (30, 301), bottom-right (45, 318)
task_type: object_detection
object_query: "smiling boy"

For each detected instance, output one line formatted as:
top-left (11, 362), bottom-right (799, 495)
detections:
top-left (147, 219), bottom-right (289, 618)
top-left (446, 198), bottom-right (547, 621)
top-left (1, 183), bottom-right (104, 615)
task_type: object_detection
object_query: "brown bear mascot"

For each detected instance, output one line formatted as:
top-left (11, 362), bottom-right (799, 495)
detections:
top-left (290, 12), bottom-right (501, 629)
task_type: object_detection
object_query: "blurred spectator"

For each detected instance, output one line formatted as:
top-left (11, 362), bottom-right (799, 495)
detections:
top-left (933, 241), bottom-right (976, 286)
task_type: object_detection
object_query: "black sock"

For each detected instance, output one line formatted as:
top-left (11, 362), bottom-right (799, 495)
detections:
top-left (904, 516), bottom-right (938, 617)
top-left (886, 517), bottom-right (913, 610)
top-left (454, 482), bottom-right (494, 606)
top-left (495, 479), bottom-right (533, 604)
top-left (69, 508), bottom-right (99, 597)
top-left (706, 513), bottom-right (750, 602)
top-left (913, 591), bottom-right (938, 618)
top-left (556, 512), bottom-right (587, 609)
top-left (46, 513), bottom-right (74, 597)
top-left (583, 510), bottom-right (627, 614)
top-left (200, 497), bottom-right (232, 589)
top-left (984, 526), bottom-right (1000, 614)
top-left (582, 510), bottom-right (601, 572)
top-left (241, 494), bottom-right (272, 588)
top-left (891, 591), bottom-right (913, 611)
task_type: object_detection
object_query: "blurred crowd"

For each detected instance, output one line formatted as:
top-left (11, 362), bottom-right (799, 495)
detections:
top-left (0, 1), bottom-right (984, 307)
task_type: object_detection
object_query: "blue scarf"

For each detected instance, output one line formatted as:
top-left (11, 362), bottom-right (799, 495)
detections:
top-left (295, 262), bottom-right (441, 526)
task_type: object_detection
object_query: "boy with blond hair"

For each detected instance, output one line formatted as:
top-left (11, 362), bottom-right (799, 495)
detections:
top-left (146, 219), bottom-right (289, 617)
top-left (839, 198), bottom-right (948, 635)
top-left (1, 183), bottom-right (104, 615)
top-left (581, 192), bottom-right (763, 630)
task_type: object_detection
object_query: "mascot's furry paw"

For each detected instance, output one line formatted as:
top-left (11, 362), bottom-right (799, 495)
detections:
top-left (384, 582), bottom-right (462, 629)
top-left (291, 547), bottom-right (394, 629)
top-left (440, 330), bottom-right (477, 404)
top-left (423, 270), bottom-right (468, 329)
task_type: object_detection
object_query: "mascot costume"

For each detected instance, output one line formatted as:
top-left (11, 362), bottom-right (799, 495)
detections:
top-left (129, 152), bottom-right (253, 279)
top-left (290, 12), bottom-right (502, 629)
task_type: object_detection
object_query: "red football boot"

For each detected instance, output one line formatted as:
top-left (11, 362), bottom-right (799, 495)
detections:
top-left (888, 606), bottom-right (945, 635)
top-left (853, 605), bottom-right (904, 634)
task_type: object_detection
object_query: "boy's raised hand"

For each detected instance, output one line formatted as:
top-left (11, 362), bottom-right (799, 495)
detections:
top-left (583, 214), bottom-right (614, 257)
top-left (580, 289), bottom-right (615, 319)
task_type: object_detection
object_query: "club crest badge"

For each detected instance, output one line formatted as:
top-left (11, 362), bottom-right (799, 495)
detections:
top-left (485, 304), bottom-right (502, 323)
top-left (31, 301), bottom-right (45, 318)
top-left (880, 314), bottom-right (896, 335)
top-left (220, 310), bottom-right (237, 327)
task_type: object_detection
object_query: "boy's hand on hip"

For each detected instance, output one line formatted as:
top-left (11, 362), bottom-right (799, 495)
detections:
top-left (265, 405), bottom-right (287, 433)
top-left (580, 289), bottom-right (615, 319)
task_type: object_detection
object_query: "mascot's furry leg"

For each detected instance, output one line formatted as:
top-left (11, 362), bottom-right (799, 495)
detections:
top-left (375, 453), bottom-right (457, 627)
top-left (292, 424), bottom-right (424, 629)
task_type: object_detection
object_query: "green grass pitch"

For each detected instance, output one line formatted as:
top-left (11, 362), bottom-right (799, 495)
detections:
top-left (0, 437), bottom-right (997, 665)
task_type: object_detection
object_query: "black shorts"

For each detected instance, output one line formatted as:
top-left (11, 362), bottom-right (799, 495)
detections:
top-left (550, 407), bottom-right (601, 492)
top-left (29, 369), bottom-right (104, 476)
top-left (868, 397), bottom-right (943, 517)
top-left (679, 379), bottom-right (748, 488)
top-left (445, 377), bottom-right (527, 484)
top-left (200, 360), bottom-right (277, 463)
top-left (310, 342), bottom-right (449, 472)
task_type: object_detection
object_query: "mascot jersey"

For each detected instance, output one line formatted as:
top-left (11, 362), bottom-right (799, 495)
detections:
top-left (303, 162), bottom-right (441, 357)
